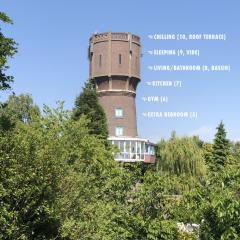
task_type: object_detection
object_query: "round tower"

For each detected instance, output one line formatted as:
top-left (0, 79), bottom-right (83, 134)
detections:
top-left (89, 32), bottom-right (141, 137)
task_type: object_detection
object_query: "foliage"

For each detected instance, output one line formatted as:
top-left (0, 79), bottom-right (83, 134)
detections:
top-left (180, 158), bottom-right (240, 239)
top-left (156, 133), bottom-right (207, 177)
top-left (0, 94), bottom-right (40, 131)
top-left (229, 141), bottom-right (240, 165)
top-left (127, 170), bottom-right (203, 239)
top-left (202, 143), bottom-right (213, 167)
top-left (0, 12), bottom-right (17, 90)
top-left (72, 80), bottom-right (108, 140)
top-left (0, 96), bottom-right (140, 239)
top-left (1, 93), bottom-right (240, 239)
top-left (0, 105), bottom-right (64, 239)
top-left (199, 163), bottom-right (240, 239)
top-left (212, 121), bottom-right (230, 170)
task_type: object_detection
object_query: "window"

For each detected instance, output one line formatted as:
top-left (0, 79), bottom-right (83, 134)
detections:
top-left (135, 56), bottom-right (138, 68)
top-left (119, 54), bottom-right (122, 64)
top-left (115, 126), bottom-right (124, 136)
top-left (115, 108), bottom-right (123, 118)
top-left (99, 54), bottom-right (102, 67)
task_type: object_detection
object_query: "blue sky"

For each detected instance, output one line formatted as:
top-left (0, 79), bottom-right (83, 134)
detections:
top-left (1, 0), bottom-right (240, 142)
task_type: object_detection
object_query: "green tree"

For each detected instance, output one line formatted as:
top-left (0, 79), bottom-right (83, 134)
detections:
top-left (181, 150), bottom-right (240, 239)
top-left (0, 105), bottom-right (63, 239)
top-left (195, 166), bottom-right (240, 239)
top-left (0, 94), bottom-right (40, 131)
top-left (202, 143), bottom-right (213, 168)
top-left (156, 132), bottom-right (206, 177)
top-left (0, 12), bottom-right (17, 90)
top-left (0, 101), bottom-right (139, 239)
top-left (212, 121), bottom-right (230, 170)
top-left (230, 141), bottom-right (240, 165)
top-left (72, 80), bottom-right (108, 140)
top-left (127, 170), bottom-right (197, 239)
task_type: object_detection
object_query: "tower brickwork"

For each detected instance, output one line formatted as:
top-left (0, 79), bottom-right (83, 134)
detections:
top-left (89, 32), bottom-right (141, 137)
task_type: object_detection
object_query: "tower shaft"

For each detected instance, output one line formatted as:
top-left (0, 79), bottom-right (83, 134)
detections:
top-left (89, 32), bottom-right (141, 137)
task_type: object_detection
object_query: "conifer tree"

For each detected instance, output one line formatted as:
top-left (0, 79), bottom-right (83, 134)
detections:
top-left (212, 121), bottom-right (230, 169)
top-left (72, 79), bottom-right (108, 140)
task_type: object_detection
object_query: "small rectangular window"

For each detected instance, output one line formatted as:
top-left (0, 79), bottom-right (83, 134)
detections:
top-left (119, 54), bottom-right (122, 64)
top-left (115, 108), bottom-right (123, 118)
top-left (115, 126), bottom-right (124, 136)
top-left (99, 54), bottom-right (102, 67)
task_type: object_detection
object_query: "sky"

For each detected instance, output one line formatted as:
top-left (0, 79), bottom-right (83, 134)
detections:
top-left (1, 0), bottom-right (240, 142)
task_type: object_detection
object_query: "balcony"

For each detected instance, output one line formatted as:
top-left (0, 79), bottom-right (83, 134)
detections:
top-left (109, 137), bottom-right (156, 163)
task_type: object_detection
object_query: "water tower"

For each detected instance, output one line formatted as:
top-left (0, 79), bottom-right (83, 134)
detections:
top-left (89, 32), bottom-right (155, 163)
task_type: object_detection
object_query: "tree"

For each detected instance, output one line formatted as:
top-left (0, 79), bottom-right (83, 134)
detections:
top-left (202, 143), bottom-right (213, 168)
top-left (0, 101), bottom-right (139, 239)
top-left (0, 12), bottom-right (17, 90)
top-left (0, 94), bottom-right (40, 131)
top-left (181, 138), bottom-right (240, 239)
top-left (230, 141), bottom-right (240, 165)
top-left (72, 80), bottom-right (108, 140)
top-left (127, 170), bottom-right (200, 240)
top-left (0, 105), bottom-right (63, 239)
top-left (156, 132), bottom-right (206, 177)
top-left (188, 164), bottom-right (240, 239)
top-left (212, 121), bottom-right (230, 170)
top-left (180, 172), bottom-right (240, 240)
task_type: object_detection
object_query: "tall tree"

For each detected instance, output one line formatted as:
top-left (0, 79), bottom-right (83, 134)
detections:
top-left (0, 12), bottom-right (17, 90)
top-left (212, 121), bottom-right (230, 170)
top-left (156, 132), bottom-right (206, 177)
top-left (72, 80), bottom-right (108, 140)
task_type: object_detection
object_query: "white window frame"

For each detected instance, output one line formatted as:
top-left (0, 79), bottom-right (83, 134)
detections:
top-left (115, 108), bottom-right (123, 118)
top-left (115, 126), bottom-right (124, 136)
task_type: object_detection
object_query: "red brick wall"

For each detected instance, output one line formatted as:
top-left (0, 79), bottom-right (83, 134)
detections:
top-left (89, 32), bottom-right (141, 137)
top-left (98, 91), bottom-right (138, 137)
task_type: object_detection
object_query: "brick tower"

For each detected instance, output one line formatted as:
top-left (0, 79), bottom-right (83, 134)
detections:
top-left (89, 32), bottom-right (155, 163)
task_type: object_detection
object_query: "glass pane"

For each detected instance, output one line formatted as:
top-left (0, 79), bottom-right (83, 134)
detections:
top-left (137, 141), bottom-right (141, 154)
top-left (115, 108), bottom-right (123, 118)
top-left (119, 141), bottom-right (124, 152)
top-left (131, 141), bottom-right (136, 153)
top-left (141, 142), bottom-right (144, 154)
top-left (125, 141), bottom-right (130, 153)
top-left (115, 126), bottom-right (123, 136)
